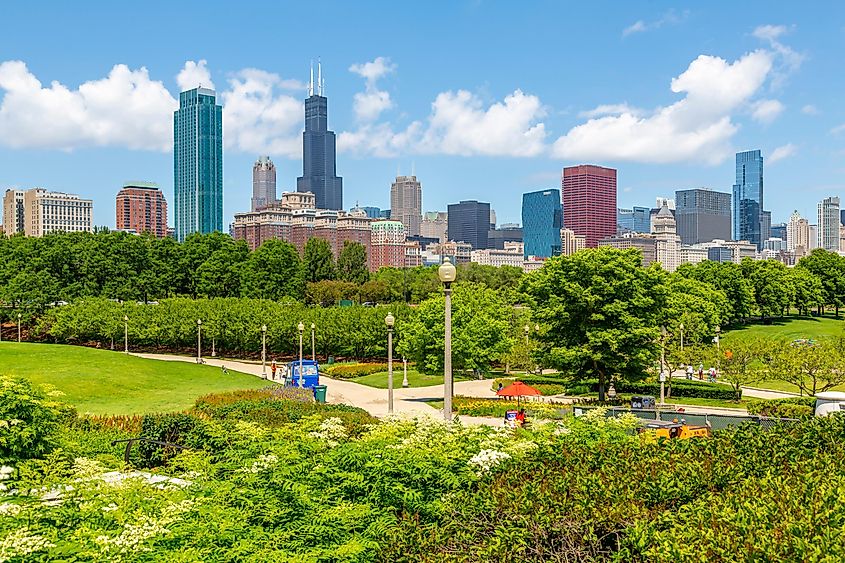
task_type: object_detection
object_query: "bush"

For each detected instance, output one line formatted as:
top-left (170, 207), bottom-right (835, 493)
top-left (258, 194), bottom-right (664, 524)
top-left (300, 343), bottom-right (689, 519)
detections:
top-left (454, 396), bottom-right (569, 419)
top-left (324, 363), bottom-right (388, 379)
top-left (0, 375), bottom-right (71, 461)
top-left (137, 413), bottom-right (220, 467)
top-left (492, 376), bottom-right (568, 396)
top-left (194, 386), bottom-right (314, 409)
top-left (746, 396), bottom-right (816, 418)
top-left (596, 380), bottom-right (740, 401)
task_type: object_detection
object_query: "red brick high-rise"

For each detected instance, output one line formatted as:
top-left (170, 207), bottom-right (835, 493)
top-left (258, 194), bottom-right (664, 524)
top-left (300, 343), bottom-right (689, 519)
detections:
top-left (115, 182), bottom-right (168, 238)
top-left (561, 165), bottom-right (617, 248)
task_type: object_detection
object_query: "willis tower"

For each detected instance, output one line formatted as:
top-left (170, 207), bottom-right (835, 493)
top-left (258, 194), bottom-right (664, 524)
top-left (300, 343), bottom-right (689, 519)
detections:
top-left (297, 62), bottom-right (343, 210)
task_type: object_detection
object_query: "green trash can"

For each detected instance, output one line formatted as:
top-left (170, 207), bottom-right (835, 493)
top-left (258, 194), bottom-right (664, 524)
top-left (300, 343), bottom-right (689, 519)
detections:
top-left (313, 385), bottom-right (328, 404)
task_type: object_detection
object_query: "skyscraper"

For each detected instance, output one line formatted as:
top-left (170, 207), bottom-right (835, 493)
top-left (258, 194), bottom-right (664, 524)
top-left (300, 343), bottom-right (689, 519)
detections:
top-left (7, 188), bottom-right (93, 236)
top-left (674, 188), bottom-right (731, 245)
top-left (116, 182), bottom-right (168, 238)
top-left (447, 200), bottom-right (490, 250)
top-left (251, 156), bottom-right (277, 211)
top-left (732, 150), bottom-right (764, 249)
top-left (562, 164), bottom-right (617, 248)
top-left (390, 175), bottom-right (422, 236)
top-left (786, 210), bottom-right (810, 256)
top-left (2, 189), bottom-right (25, 234)
top-left (616, 206), bottom-right (650, 235)
top-left (652, 202), bottom-right (681, 272)
top-left (522, 189), bottom-right (562, 258)
top-left (818, 196), bottom-right (841, 251)
top-left (297, 62), bottom-right (343, 210)
top-left (173, 87), bottom-right (223, 242)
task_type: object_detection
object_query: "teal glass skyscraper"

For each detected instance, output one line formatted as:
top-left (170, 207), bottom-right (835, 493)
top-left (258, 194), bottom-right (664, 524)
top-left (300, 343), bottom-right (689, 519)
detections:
top-left (174, 87), bottom-right (223, 242)
top-left (732, 150), bottom-right (763, 249)
top-left (522, 189), bottom-right (562, 258)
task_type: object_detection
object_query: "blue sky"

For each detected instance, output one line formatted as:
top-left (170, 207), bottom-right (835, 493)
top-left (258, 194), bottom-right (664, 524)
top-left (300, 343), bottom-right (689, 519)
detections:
top-left (1, 1), bottom-right (843, 228)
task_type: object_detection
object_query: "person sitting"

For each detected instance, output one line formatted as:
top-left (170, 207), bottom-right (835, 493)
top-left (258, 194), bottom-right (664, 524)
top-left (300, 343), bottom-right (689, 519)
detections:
top-left (515, 409), bottom-right (526, 427)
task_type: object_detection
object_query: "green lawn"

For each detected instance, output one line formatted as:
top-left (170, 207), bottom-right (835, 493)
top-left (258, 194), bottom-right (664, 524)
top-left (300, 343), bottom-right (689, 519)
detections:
top-left (724, 315), bottom-right (844, 342)
top-left (0, 342), bottom-right (266, 415)
top-left (351, 369), bottom-right (477, 389)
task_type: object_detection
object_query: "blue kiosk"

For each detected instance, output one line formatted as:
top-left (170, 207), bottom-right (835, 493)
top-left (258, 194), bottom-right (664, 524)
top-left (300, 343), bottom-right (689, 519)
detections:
top-left (285, 360), bottom-right (320, 389)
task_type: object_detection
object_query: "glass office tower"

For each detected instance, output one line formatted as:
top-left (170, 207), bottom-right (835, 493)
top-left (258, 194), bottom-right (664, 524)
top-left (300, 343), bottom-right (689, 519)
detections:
top-left (732, 150), bottom-right (764, 249)
top-left (522, 189), bottom-right (562, 258)
top-left (173, 87), bottom-right (223, 241)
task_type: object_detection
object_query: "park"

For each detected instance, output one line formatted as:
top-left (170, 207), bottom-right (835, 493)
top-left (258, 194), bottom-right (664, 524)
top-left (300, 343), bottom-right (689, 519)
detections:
top-left (2, 238), bottom-right (845, 561)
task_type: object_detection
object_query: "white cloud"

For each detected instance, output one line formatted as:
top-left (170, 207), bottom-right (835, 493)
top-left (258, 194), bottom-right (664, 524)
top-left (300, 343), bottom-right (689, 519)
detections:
top-left (623, 10), bottom-right (688, 37)
top-left (220, 68), bottom-right (303, 158)
top-left (623, 21), bottom-right (648, 37)
top-left (752, 24), bottom-right (788, 41)
top-left (176, 60), bottom-right (214, 91)
top-left (752, 24), bottom-right (804, 87)
top-left (751, 99), bottom-right (784, 123)
top-left (830, 123), bottom-right (845, 135)
top-left (348, 57), bottom-right (396, 122)
top-left (768, 143), bottom-right (797, 164)
top-left (349, 57), bottom-right (396, 83)
top-left (552, 50), bottom-right (774, 164)
top-left (578, 103), bottom-right (641, 119)
top-left (801, 104), bottom-right (819, 115)
top-left (0, 60), bottom-right (177, 151)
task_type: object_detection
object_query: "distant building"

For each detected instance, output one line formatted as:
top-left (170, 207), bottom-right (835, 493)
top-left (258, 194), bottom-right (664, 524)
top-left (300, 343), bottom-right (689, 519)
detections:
top-left (370, 220), bottom-right (406, 271)
top-left (420, 211), bottom-right (448, 242)
top-left (430, 241), bottom-right (472, 265)
top-left (358, 206), bottom-right (382, 219)
top-left (841, 209), bottom-right (845, 227)
top-left (562, 165), bottom-right (616, 247)
top-left (770, 222), bottom-right (787, 241)
top-left (598, 235), bottom-right (657, 266)
top-left (174, 87), bottom-right (223, 242)
top-left (656, 197), bottom-right (676, 210)
top-left (447, 200), bottom-right (490, 250)
top-left (522, 189), bottom-right (562, 258)
top-left (707, 246), bottom-right (733, 263)
top-left (488, 224), bottom-right (523, 250)
top-left (2, 189), bottom-right (25, 235)
top-left (471, 245), bottom-right (524, 268)
top-left (116, 182), bottom-right (168, 238)
top-left (617, 206), bottom-right (650, 235)
top-left (297, 63), bottom-right (343, 210)
top-left (733, 149), bottom-right (764, 249)
top-left (390, 175), bottom-right (422, 237)
top-left (679, 246), bottom-right (708, 264)
top-left (674, 188), bottom-right (731, 245)
top-left (724, 240), bottom-right (758, 263)
top-left (251, 156), bottom-right (277, 211)
top-left (522, 256), bottom-right (547, 272)
top-left (560, 228), bottom-right (587, 256)
top-left (818, 196), bottom-right (841, 251)
top-left (787, 211), bottom-right (811, 257)
top-left (6, 188), bottom-right (93, 237)
top-left (652, 203), bottom-right (681, 272)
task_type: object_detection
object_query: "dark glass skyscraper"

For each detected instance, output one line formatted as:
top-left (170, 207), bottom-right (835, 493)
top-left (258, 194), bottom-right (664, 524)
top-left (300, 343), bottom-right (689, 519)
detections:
top-left (675, 188), bottom-right (731, 244)
top-left (173, 87), bottom-right (223, 242)
top-left (297, 64), bottom-right (343, 210)
top-left (616, 206), bottom-right (651, 235)
top-left (522, 189), bottom-right (562, 258)
top-left (447, 200), bottom-right (491, 250)
top-left (732, 150), bottom-right (764, 249)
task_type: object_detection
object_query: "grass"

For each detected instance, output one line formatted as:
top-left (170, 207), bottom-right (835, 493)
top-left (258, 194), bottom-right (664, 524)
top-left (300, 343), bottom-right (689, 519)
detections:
top-left (352, 369), bottom-right (477, 389)
top-left (0, 342), bottom-right (266, 415)
top-left (724, 315), bottom-right (844, 342)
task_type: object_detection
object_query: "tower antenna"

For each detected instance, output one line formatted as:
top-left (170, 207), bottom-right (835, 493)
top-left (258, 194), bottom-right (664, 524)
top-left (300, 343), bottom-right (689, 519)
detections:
top-left (308, 60), bottom-right (314, 96)
top-left (317, 58), bottom-right (323, 96)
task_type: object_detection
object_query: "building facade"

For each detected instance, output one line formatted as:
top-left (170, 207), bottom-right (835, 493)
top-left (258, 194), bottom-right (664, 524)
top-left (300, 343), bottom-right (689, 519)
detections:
top-left (598, 235), bottom-right (657, 266)
top-left (389, 175), bottom-right (422, 237)
top-left (14, 188), bottom-right (93, 236)
top-left (786, 210), bottom-right (811, 256)
top-left (674, 188), bottom-right (731, 245)
top-left (173, 87), bottom-right (223, 242)
top-left (115, 182), bottom-right (168, 238)
top-left (447, 200), bottom-right (490, 250)
top-left (652, 203), bottom-right (681, 272)
top-left (370, 220), bottom-right (406, 271)
top-left (2, 189), bottom-right (25, 235)
top-left (419, 211), bottom-right (448, 242)
top-left (522, 189), bottom-right (562, 258)
top-left (251, 156), bottom-right (277, 211)
top-left (296, 64), bottom-right (343, 210)
top-left (617, 206), bottom-right (650, 235)
top-left (560, 228), bottom-right (587, 256)
top-left (488, 224), bottom-right (523, 249)
top-left (732, 149), bottom-right (764, 249)
top-left (818, 196), bottom-right (841, 252)
top-left (562, 164), bottom-right (616, 247)
top-left (470, 245), bottom-right (524, 268)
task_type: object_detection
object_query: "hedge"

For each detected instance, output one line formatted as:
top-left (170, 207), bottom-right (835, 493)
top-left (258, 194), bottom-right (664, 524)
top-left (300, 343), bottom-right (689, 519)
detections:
top-left (323, 363), bottom-right (389, 379)
top-left (595, 380), bottom-right (740, 401)
top-left (746, 396), bottom-right (816, 418)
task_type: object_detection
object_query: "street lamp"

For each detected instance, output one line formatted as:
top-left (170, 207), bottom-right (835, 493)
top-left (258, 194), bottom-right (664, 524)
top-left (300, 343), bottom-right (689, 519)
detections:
top-left (311, 322), bottom-right (316, 362)
top-left (438, 258), bottom-right (457, 422)
top-left (196, 319), bottom-right (202, 363)
top-left (679, 323), bottom-right (685, 352)
top-left (17, 313), bottom-right (22, 343)
top-left (659, 325), bottom-right (668, 406)
top-left (385, 312), bottom-right (395, 414)
top-left (298, 321), bottom-right (305, 387)
top-left (261, 324), bottom-right (268, 378)
top-left (524, 324), bottom-right (530, 344)
top-left (402, 356), bottom-right (409, 388)
top-left (607, 383), bottom-right (617, 400)
top-left (123, 315), bottom-right (129, 353)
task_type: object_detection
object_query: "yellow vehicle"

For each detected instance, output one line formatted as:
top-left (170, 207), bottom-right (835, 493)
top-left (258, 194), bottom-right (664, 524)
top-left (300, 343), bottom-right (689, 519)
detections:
top-left (637, 419), bottom-right (711, 439)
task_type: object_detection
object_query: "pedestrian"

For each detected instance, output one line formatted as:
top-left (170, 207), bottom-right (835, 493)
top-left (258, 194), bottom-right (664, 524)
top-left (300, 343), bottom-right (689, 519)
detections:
top-left (497, 382), bottom-right (504, 393)
top-left (686, 365), bottom-right (694, 380)
top-left (271, 360), bottom-right (277, 380)
top-left (698, 363), bottom-right (704, 380)
top-left (708, 367), bottom-right (716, 383)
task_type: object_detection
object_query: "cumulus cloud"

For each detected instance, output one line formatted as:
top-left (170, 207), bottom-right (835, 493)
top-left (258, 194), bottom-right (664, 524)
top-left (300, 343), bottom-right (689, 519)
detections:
top-left (752, 24), bottom-right (804, 87)
top-left (578, 103), bottom-right (641, 119)
top-left (349, 57), bottom-right (396, 83)
top-left (348, 56), bottom-right (396, 122)
top-left (552, 50), bottom-right (774, 164)
top-left (176, 60), bottom-right (214, 91)
top-left (751, 99), bottom-right (785, 123)
top-left (0, 60), bottom-right (177, 151)
top-left (220, 68), bottom-right (303, 158)
top-left (623, 9), bottom-right (688, 37)
top-left (768, 143), bottom-right (797, 164)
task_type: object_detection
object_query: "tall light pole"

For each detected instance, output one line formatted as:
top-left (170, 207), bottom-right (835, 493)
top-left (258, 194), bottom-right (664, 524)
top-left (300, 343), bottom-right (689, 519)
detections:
top-left (402, 356), bottom-right (409, 388)
top-left (311, 322), bottom-right (316, 362)
top-left (261, 324), bottom-right (267, 378)
top-left (123, 315), bottom-right (129, 353)
top-left (679, 323), bottom-right (685, 352)
top-left (438, 258), bottom-right (457, 422)
top-left (386, 312), bottom-right (395, 414)
top-left (659, 325), bottom-right (667, 406)
top-left (17, 313), bottom-right (22, 343)
top-left (196, 319), bottom-right (202, 363)
top-left (298, 321), bottom-right (305, 387)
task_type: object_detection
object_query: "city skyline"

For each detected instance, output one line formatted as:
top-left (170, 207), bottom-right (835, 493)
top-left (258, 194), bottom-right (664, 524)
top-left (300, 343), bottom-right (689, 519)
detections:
top-left (1, 2), bottom-right (845, 228)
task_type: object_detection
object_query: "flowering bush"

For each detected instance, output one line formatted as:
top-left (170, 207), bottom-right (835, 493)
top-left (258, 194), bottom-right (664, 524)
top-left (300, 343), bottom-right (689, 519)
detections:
top-left (323, 362), bottom-right (388, 379)
top-left (0, 375), bottom-right (71, 461)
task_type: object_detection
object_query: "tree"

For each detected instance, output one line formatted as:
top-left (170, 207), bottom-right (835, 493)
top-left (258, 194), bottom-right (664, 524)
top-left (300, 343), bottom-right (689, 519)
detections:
top-left (790, 267), bottom-right (824, 316)
top-left (525, 247), bottom-right (668, 400)
top-left (337, 241), bottom-right (369, 285)
top-left (303, 238), bottom-right (337, 282)
top-left (677, 261), bottom-right (755, 324)
top-left (662, 275), bottom-right (729, 345)
top-left (306, 280), bottom-right (358, 306)
top-left (770, 339), bottom-right (845, 396)
top-left (241, 240), bottom-right (304, 301)
top-left (711, 337), bottom-right (769, 401)
top-left (741, 258), bottom-right (793, 320)
top-left (797, 249), bottom-right (845, 317)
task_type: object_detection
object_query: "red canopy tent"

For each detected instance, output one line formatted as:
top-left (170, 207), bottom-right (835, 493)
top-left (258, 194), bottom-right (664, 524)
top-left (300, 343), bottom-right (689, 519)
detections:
top-left (496, 381), bottom-right (542, 409)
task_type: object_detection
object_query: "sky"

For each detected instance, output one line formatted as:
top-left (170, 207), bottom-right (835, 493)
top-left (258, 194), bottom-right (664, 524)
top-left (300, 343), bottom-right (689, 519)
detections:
top-left (1, 1), bottom-right (844, 229)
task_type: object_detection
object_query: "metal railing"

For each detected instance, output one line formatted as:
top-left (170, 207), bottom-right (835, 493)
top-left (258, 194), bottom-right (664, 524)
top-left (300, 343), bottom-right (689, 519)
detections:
top-left (110, 437), bottom-right (191, 465)
top-left (573, 406), bottom-right (801, 430)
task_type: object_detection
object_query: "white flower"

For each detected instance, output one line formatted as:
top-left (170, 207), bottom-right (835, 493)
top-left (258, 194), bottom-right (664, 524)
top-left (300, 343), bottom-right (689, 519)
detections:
top-left (468, 449), bottom-right (512, 474)
top-left (240, 454), bottom-right (279, 474)
top-left (0, 527), bottom-right (56, 560)
top-left (0, 466), bottom-right (14, 480)
top-left (309, 417), bottom-right (348, 446)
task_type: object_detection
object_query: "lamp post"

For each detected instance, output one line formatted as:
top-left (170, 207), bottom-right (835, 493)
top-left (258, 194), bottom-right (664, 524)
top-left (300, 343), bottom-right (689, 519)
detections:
top-left (261, 324), bottom-right (267, 378)
top-left (402, 356), bottom-right (409, 388)
top-left (123, 315), bottom-right (129, 353)
top-left (659, 325), bottom-right (668, 406)
top-left (211, 337), bottom-right (216, 357)
top-left (196, 319), bottom-right (202, 363)
top-left (298, 321), bottom-right (305, 387)
top-left (524, 324), bottom-right (530, 344)
top-left (679, 323), bottom-right (685, 352)
top-left (311, 322), bottom-right (316, 362)
top-left (385, 312), bottom-right (395, 414)
top-left (438, 258), bottom-right (457, 422)
top-left (17, 313), bottom-right (22, 343)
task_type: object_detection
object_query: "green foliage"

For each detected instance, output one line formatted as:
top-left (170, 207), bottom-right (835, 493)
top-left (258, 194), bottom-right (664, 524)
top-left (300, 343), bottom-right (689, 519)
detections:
top-left (768, 337), bottom-right (845, 395)
top-left (712, 336), bottom-right (770, 400)
top-left (797, 248), bottom-right (845, 316)
top-left (453, 396), bottom-right (569, 418)
top-left (0, 375), bottom-right (71, 461)
top-left (599, 379), bottom-right (740, 400)
top-left (323, 362), bottom-right (389, 379)
top-left (336, 240), bottom-right (369, 284)
top-left (677, 260), bottom-right (755, 323)
top-left (746, 396), bottom-right (816, 418)
top-left (303, 237), bottom-right (337, 282)
top-left (240, 239), bottom-right (305, 301)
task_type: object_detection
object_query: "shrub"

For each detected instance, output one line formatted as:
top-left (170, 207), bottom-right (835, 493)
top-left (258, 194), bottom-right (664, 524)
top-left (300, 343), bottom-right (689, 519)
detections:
top-left (0, 375), bottom-right (71, 461)
top-left (324, 363), bottom-right (388, 379)
top-left (746, 396), bottom-right (816, 418)
top-left (453, 396), bottom-right (569, 419)
top-left (137, 413), bottom-right (220, 467)
top-left (595, 380), bottom-right (740, 401)
top-left (194, 386), bottom-right (313, 409)
top-left (491, 376), bottom-right (568, 396)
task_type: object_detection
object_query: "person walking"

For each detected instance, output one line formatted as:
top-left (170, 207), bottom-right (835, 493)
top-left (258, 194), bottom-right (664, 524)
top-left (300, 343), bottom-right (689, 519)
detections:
top-left (271, 360), bottom-right (277, 381)
top-left (698, 363), bottom-right (704, 381)
top-left (686, 365), bottom-right (694, 380)
top-left (708, 366), bottom-right (717, 383)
